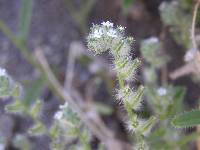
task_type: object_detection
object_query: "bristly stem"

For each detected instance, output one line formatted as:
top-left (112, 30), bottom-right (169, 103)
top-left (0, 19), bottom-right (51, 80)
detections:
top-left (87, 21), bottom-right (157, 149)
top-left (118, 72), bottom-right (125, 89)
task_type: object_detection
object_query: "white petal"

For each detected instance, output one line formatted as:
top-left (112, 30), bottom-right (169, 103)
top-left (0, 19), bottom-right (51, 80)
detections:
top-left (0, 68), bottom-right (6, 77)
top-left (101, 21), bottom-right (113, 27)
top-left (157, 87), bottom-right (167, 96)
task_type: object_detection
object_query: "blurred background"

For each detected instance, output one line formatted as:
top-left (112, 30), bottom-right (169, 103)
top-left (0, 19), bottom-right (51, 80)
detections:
top-left (0, 0), bottom-right (200, 150)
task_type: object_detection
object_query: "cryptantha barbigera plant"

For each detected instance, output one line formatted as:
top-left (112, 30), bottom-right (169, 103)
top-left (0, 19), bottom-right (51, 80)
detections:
top-left (87, 21), bottom-right (156, 150)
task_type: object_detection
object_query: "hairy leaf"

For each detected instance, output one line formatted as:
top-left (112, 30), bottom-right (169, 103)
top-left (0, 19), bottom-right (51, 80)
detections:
top-left (172, 110), bottom-right (200, 128)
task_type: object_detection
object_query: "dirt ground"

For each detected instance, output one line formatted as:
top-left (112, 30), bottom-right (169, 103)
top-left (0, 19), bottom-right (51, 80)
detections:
top-left (0, 0), bottom-right (199, 149)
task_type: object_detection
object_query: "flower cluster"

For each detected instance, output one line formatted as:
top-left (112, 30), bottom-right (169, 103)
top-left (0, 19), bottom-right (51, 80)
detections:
top-left (88, 21), bottom-right (138, 81)
top-left (87, 21), bottom-right (132, 56)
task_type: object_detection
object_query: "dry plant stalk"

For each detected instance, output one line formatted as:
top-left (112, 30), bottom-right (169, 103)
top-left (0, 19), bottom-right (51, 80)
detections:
top-left (34, 47), bottom-right (132, 150)
top-left (170, 2), bottom-right (200, 79)
top-left (169, 2), bottom-right (200, 149)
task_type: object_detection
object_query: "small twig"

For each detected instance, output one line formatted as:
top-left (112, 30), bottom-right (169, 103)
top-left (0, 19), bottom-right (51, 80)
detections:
top-left (64, 47), bottom-right (76, 90)
top-left (170, 2), bottom-right (200, 79)
top-left (192, 3), bottom-right (200, 150)
top-left (34, 48), bottom-right (131, 150)
top-left (0, 21), bottom-right (36, 66)
top-left (34, 48), bottom-right (109, 137)
top-left (161, 64), bottom-right (168, 85)
top-left (191, 2), bottom-right (200, 50)
top-left (169, 62), bottom-right (195, 80)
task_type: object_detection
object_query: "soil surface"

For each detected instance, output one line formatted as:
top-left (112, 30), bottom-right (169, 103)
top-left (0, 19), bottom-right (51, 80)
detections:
top-left (0, 0), bottom-right (199, 150)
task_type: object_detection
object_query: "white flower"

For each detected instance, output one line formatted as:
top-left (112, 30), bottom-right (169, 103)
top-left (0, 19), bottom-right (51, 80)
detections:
top-left (87, 21), bottom-right (130, 55)
top-left (59, 102), bottom-right (68, 109)
top-left (107, 29), bottom-right (117, 37)
top-left (0, 68), bottom-right (6, 77)
top-left (54, 111), bottom-right (63, 120)
top-left (157, 87), bottom-right (167, 96)
top-left (54, 102), bottom-right (68, 120)
top-left (101, 21), bottom-right (113, 27)
top-left (93, 29), bottom-right (103, 38)
top-left (118, 26), bottom-right (125, 31)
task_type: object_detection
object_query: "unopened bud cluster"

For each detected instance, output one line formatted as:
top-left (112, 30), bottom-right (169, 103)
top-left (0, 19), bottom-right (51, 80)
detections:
top-left (87, 21), bottom-right (128, 54)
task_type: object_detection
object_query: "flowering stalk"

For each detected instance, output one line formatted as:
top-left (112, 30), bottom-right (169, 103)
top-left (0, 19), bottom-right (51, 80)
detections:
top-left (87, 21), bottom-right (156, 149)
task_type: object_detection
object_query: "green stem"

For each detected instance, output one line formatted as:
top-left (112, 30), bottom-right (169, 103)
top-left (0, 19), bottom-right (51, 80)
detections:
top-left (0, 20), bottom-right (63, 102)
top-left (118, 74), bottom-right (125, 89)
top-left (0, 20), bottom-right (36, 66)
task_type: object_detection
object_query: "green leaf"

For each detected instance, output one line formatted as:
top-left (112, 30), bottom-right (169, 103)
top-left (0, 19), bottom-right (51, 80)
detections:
top-left (147, 128), bottom-right (165, 143)
top-left (5, 100), bottom-right (27, 113)
top-left (0, 73), bottom-right (22, 99)
top-left (94, 102), bottom-right (113, 115)
top-left (49, 124), bottom-right (60, 139)
top-left (13, 135), bottom-right (30, 150)
top-left (170, 87), bottom-right (186, 115)
top-left (28, 121), bottom-right (46, 135)
top-left (63, 107), bottom-right (80, 125)
top-left (18, 0), bottom-right (33, 41)
top-left (0, 76), bottom-right (10, 97)
top-left (11, 84), bottom-right (21, 98)
top-left (123, 0), bottom-right (134, 8)
top-left (139, 116), bottom-right (157, 135)
top-left (172, 110), bottom-right (200, 128)
top-left (130, 85), bottom-right (144, 108)
top-left (122, 0), bottom-right (134, 14)
top-left (23, 77), bottom-right (45, 106)
top-left (30, 99), bottom-right (42, 119)
top-left (141, 37), bottom-right (169, 68)
top-left (176, 132), bottom-right (200, 147)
